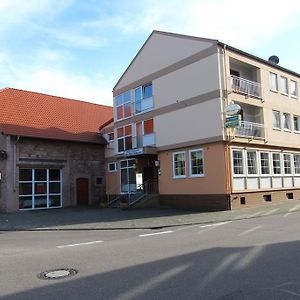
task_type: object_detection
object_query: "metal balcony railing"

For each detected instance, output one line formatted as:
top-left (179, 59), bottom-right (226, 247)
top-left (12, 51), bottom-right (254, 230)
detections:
top-left (230, 75), bottom-right (263, 99)
top-left (235, 121), bottom-right (265, 139)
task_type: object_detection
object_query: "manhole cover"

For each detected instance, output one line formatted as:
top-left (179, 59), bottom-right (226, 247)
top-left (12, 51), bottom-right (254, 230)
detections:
top-left (37, 268), bottom-right (78, 280)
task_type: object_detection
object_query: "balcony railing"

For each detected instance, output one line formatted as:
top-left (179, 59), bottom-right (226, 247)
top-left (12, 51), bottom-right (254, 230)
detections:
top-left (230, 76), bottom-right (263, 99)
top-left (235, 121), bottom-right (265, 139)
top-left (134, 97), bottom-right (153, 114)
top-left (133, 133), bottom-right (156, 148)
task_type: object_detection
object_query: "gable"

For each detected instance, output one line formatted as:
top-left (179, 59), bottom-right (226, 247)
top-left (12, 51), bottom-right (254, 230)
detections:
top-left (114, 31), bottom-right (217, 92)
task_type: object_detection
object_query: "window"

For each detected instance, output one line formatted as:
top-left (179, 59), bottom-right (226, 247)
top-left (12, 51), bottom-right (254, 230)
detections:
top-left (270, 73), bottom-right (278, 91)
top-left (294, 115), bottom-right (300, 132)
top-left (283, 113), bottom-right (291, 131)
top-left (280, 76), bottom-right (289, 94)
top-left (294, 154), bottom-right (300, 174)
top-left (247, 151), bottom-right (257, 175)
top-left (173, 152), bottom-right (186, 178)
top-left (19, 168), bottom-right (62, 210)
top-left (272, 153), bottom-right (281, 175)
top-left (291, 80), bottom-right (298, 97)
top-left (260, 152), bottom-right (270, 175)
top-left (120, 159), bottom-right (136, 193)
top-left (283, 154), bottom-right (292, 174)
top-left (135, 119), bottom-right (154, 147)
top-left (117, 125), bottom-right (132, 153)
top-left (232, 149), bottom-right (244, 175)
top-left (134, 83), bottom-right (153, 114)
top-left (108, 162), bottom-right (117, 172)
top-left (95, 177), bottom-right (103, 185)
top-left (115, 91), bottom-right (132, 120)
top-left (189, 149), bottom-right (204, 177)
top-left (272, 110), bottom-right (281, 129)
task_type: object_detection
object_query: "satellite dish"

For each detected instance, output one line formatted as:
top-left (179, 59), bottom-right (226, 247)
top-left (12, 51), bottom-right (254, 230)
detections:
top-left (268, 55), bottom-right (279, 64)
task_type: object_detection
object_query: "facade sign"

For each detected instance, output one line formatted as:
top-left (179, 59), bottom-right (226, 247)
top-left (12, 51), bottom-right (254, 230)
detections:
top-left (225, 115), bottom-right (241, 128)
top-left (225, 103), bottom-right (241, 115)
top-left (124, 148), bottom-right (143, 156)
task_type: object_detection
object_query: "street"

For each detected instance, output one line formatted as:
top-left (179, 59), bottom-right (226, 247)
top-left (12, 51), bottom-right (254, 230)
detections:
top-left (1, 211), bottom-right (300, 299)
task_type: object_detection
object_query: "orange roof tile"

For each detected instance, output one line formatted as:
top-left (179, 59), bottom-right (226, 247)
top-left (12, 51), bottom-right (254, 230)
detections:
top-left (0, 88), bottom-right (113, 144)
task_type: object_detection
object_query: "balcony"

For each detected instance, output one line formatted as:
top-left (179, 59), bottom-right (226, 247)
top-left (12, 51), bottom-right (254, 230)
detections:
top-left (134, 97), bottom-right (153, 114)
top-left (235, 121), bottom-right (265, 139)
top-left (133, 133), bottom-right (156, 148)
top-left (230, 76), bottom-right (263, 99)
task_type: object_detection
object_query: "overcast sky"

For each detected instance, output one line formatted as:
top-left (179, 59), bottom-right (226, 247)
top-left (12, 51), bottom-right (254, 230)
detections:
top-left (1, 0), bottom-right (300, 106)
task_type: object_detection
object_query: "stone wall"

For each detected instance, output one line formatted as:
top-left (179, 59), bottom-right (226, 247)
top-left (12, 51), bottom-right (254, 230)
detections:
top-left (0, 135), bottom-right (106, 212)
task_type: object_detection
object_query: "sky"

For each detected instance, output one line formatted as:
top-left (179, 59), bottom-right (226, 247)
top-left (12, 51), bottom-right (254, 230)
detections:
top-left (1, 0), bottom-right (300, 106)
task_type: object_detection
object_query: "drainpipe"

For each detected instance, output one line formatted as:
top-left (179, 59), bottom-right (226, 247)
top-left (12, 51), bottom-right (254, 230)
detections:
top-left (13, 135), bottom-right (20, 192)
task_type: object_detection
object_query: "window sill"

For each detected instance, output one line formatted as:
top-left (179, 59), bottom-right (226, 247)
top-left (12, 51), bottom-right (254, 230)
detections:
top-left (283, 129), bottom-right (292, 132)
top-left (291, 95), bottom-right (298, 99)
top-left (189, 174), bottom-right (205, 178)
top-left (281, 92), bottom-right (289, 97)
top-left (272, 127), bottom-right (281, 131)
top-left (173, 176), bottom-right (187, 179)
top-left (270, 89), bottom-right (278, 93)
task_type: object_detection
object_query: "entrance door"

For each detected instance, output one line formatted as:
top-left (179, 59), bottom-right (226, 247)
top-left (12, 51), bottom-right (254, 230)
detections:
top-left (120, 159), bottom-right (136, 193)
top-left (76, 178), bottom-right (89, 206)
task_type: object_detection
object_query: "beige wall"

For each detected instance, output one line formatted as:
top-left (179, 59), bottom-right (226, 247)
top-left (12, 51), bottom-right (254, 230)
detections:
top-left (105, 161), bottom-right (120, 194)
top-left (155, 100), bottom-right (223, 148)
top-left (115, 32), bottom-right (216, 90)
top-left (158, 142), bottom-right (228, 195)
top-left (153, 54), bottom-right (220, 109)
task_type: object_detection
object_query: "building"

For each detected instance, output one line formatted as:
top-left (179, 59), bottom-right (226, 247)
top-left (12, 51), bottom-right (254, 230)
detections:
top-left (103, 30), bottom-right (300, 210)
top-left (0, 88), bottom-right (113, 212)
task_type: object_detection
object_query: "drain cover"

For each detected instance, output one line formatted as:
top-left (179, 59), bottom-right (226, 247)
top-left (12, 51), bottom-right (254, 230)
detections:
top-left (38, 268), bottom-right (78, 280)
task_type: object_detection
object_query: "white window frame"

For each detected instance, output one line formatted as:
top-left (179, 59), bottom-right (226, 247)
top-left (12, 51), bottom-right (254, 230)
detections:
top-left (293, 154), bottom-right (300, 175)
top-left (114, 90), bottom-right (132, 121)
top-left (189, 149), bottom-right (204, 178)
top-left (283, 112), bottom-right (292, 131)
top-left (173, 151), bottom-right (186, 179)
top-left (272, 110), bottom-right (281, 130)
top-left (116, 125), bottom-right (132, 154)
top-left (246, 150), bottom-right (258, 176)
top-left (232, 149), bottom-right (245, 177)
top-left (283, 153), bottom-right (292, 175)
top-left (259, 152), bottom-right (270, 176)
top-left (272, 152), bottom-right (282, 176)
top-left (108, 162), bottom-right (117, 173)
top-left (293, 115), bottom-right (300, 133)
top-left (270, 72), bottom-right (278, 92)
top-left (280, 76), bottom-right (289, 95)
top-left (290, 80), bottom-right (298, 98)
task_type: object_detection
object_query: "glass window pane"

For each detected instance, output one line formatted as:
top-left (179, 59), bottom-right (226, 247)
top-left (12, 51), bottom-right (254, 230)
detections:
top-left (125, 136), bottom-right (132, 150)
top-left (49, 169), bottom-right (60, 181)
top-left (233, 150), bottom-right (244, 175)
top-left (124, 103), bottom-right (131, 118)
top-left (144, 119), bottom-right (154, 134)
top-left (116, 94), bottom-right (123, 105)
top-left (117, 106), bottom-right (123, 120)
top-left (190, 150), bottom-right (204, 175)
top-left (34, 169), bottom-right (47, 181)
top-left (272, 153), bottom-right (281, 174)
top-left (19, 169), bottom-right (32, 181)
top-left (35, 183), bottom-right (47, 194)
top-left (123, 91), bottom-right (131, 103)
top-left (247, 151), bottom-right (257, 175)
top-left (19, 196), bottom-right (32, 209)
top-left (291, 80), bottom-right (298, 97)
top-left (294, 155), bottom-right (300, 174)
top-left (34, 196), bottom-right (47, 208)
top-left (260, 152), bottom-right (270, 175)
top-left (124, 125), bottom-right (132, 136)
top-left (19, 183), bottom-right (32, 195)
top-left (284, 154), bottom-right (292, 174)
top-left (49, 182), bottom-right (60, 194)
top-left (272, 110), bottom-right (281, 128)
top-left (135, 101), bottom-right (141, 114)
top-left (118, 139), bottom-right (124, 152)
top-left (143, 84), bottom-right (152, 99)
top-left (174, 152), bottom-right (185, 177)
top-left (135, 87), bottom-right (142, 101)
top-left (117, 127), bottom-right (123, 138)
top-left (281, 76), bottom-right (288, 94)
top-left (49, 195), bottom-right (61, 207)
top-left (270, 73), bottom-right (278, 91)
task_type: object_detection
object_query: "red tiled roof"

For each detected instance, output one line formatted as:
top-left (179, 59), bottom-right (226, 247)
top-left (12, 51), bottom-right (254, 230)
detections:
top-left (0, 88), bottom-right (113, 144)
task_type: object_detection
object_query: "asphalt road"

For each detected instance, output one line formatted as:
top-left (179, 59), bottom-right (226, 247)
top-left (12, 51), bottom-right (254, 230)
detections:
top-left (1, 211), bottom-right (300, 300)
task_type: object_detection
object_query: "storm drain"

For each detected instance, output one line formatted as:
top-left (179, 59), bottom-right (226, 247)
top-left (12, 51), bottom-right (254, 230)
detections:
top-left (37, 268), bottom-right (78, 280)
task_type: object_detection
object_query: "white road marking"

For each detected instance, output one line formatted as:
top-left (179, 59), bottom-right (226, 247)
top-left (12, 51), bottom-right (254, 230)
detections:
top-left (199, 221), bottom-right (231, 228)
top-left (283, 212), bottom-right (292, 218)
top-left (56, 240), bottom-right (103, 248)
top-left (238, 226), bottom-right (262, 236)
top-left (262, 208), bottom-right (279, 216)
top-left (139, 230), bottom-right (173, 237)
top-left (289, 203), bottom-right (300, 212)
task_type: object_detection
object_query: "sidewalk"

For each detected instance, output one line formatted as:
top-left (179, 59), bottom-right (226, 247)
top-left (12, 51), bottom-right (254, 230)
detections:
top-left (0, 200), bottom-right (300, 231)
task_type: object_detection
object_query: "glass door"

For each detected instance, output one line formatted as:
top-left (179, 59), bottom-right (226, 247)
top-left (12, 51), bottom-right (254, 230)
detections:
top-left (120, 159), bottom-right (136, 193)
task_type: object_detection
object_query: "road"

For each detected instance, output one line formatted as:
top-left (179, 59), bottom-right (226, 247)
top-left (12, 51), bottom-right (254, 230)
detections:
top-left (1, 211), bottom-right (300, 299)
